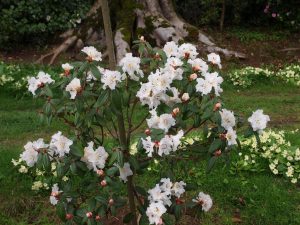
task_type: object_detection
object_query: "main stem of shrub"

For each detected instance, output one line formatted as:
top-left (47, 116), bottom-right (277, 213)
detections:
top-left (117, 112), bottom-right (138, 225)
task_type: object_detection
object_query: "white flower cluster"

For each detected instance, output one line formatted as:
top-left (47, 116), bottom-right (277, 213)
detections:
top-left (248, 109), bottom-right (270, 134)
top-left (146, 109), bottom-right (176, 133)
top-left (81, 46), bottom-right (102, 61)
top-left (81, 141), bottom-right (108, 171)
top-left (238, 129), bottom-right (299, 183)
top-left (28, 71), bottom-right (55, 95)
top-left (137, 41), bottom-right (222, 109)
top-left (146, 178), bottom-right (186, 225)
top-left (219, 109), bottom-right (237, 146)
top-left (19, 132), bottom-right (73, 167)
top-left (119, 53), bottom-right (144, 81)
top-left (229, 64), bottom-right (300, 88)
top-left (142, 130), bottom-right (184, 157)
top-left (277, 64), bottom-right (300, 86)
top-left (192, 192), bottom-right (213, 212)
top-left (20, 138), bottom-right (48, 167)
top-left (49, 183), bottom-right (62, 205)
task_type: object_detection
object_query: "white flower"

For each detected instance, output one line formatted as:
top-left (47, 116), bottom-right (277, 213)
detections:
top-left (119, 53), bottom-right (143, 81)
top-left (196, 72), bottom-right (223, 96)
top-left (163, 41), bottom-right (179, 58)
top-left (192, 192), bottom-right (213, 212)
top-left (220, 109), bottom-right (236, 130)
top-left (28, 77), bottom-right (40, 95)
top-left (37, 71), bottom-right (55, 84)
top-left (160, 178), bottom-right (173, 194)
top-left (171, 130), bottom-right (184, 151)
top-left (166, 57), bottom-right (183, 68)
top-left (158, 135), bottom-right (174, 156)
top-left (159, 114), bottom-right (176, 133)
top-left (28, 72), bottom-right (54, 95)
top-left (178, 43), bottom-right (198, 59)
top-left (164, 87), bottom-right (181, 106)
top-left (207, 53), bottom-right (222, 69)
top-left (248, 110), bottom-right (270, 133)
top-left (19, 165), bottom-right (28, 173)
top-left (146, 202), bottom-right (167, 225)
top-left (32, 181), bottom-right (43, 191)
top-left (171, 181), bottom-right (186, 198)
top-left (188, 58), bottom-right (208, 73)
top-left (147, 110), bottom-right (175, 133)
top-left (65, 78), bottom-right (81, 99)
top-left (81, 46), bottom-right (102, 61)
top-left (291, 178), bottom-right (297, 184)
top-left (101, 69), bottom-right (122, 90)
top-left (226, 127), bottom-right (237, 146)
top-left (21, 139), bottom-right (48, 167)
top-left (148, 184), bottom-right (171, 206)
top-left (50, 183), bottom-right (62, 205)
top-left (81, 142), bottom-right (108, 171)
top-left (62, 63), bottom-right (74, 71)
top-left (142, 136), bottom-right (155, 157)
top-left (117, 162), bottom-right (133, 183)
top-left (50, 131), bottom-right (73, 157)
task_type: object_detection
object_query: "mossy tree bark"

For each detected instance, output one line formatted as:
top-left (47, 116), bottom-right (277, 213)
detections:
top-left (37, 0), bottom-right (245, 65)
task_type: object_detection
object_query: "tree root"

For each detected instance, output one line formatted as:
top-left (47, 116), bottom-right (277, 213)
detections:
top-left (36, 36), bottom-right (79, 65)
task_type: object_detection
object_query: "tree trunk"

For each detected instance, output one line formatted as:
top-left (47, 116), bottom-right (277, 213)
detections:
top-left (37, 0), bottom-right (245, 65)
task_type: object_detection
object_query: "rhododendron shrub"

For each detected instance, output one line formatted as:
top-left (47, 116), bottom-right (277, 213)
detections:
top-left (14, 40), bottom-right (269, 225)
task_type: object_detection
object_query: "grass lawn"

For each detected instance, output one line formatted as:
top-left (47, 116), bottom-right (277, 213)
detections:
top-left (0, 81), bottom-right (299, 225)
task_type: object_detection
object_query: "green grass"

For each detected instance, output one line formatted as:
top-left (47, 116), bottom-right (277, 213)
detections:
top-left (0, 80), bottom-right (300, 224)
top-left (227, 27), bottom-right (289, 43)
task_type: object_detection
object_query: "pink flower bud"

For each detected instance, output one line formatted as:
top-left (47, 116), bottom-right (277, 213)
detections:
top-left (189, 73), bottom-right (197, 81)
top-left (108, 198), bottom-right (114, 206)
top-left (86, 212), bottom-right (93, 218)
top-left (214, 102), bottom-right (221, 111)
top-left (96, 169), bottom-right (105, 176)
top-left (145, 129), bottom-right (151, 136)
top-left (95, 215), bottom-right (101, 221)
top-left (140, 36), bottom-right (145, 42)
top-left (172, 107), bottom-right (180, 117)
top-left (100, 180), bottom-right (107, 187)
top-left (181, 93), bottom-right (190, 102)
top-left (65, 214), bottom-right (73, 220)
top-left (192, 66), bottom-right (200, 72)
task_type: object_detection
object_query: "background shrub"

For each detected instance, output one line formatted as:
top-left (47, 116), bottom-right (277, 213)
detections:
top-left (0, 0), bottom-right (94, 49)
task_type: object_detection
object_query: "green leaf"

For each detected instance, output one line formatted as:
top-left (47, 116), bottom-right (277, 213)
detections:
top-left (129, 156), bottom-right (140, 171)
top-left (135, 186), bottom-right (147, 197)
top-left (123, 212), bottom-right (134, 224)
top-left (207, 156), bottom-right (218, 172)
top-left (208, 139), bottom-right (222, 153)
top-left (106, 167), bottom-right (118, 176)
top-left (56, 202), bottom-right (66, 221)
top-left (90, 64), bottom-right (101, 80)
top-left (70, 145), bottom-right (83, 157)
top-left (42, 154), bottom-right (50, 171)
top-left (108, 151), bottom-right (118, 166)
top-left (70, 162), bottom-right (77, 174)
top-left (95, 90), bottom-right (109, 107)
top-left (117, 151), bottom-right (124, 167)
top-left (43, 85), bottom-right (53, 97)
top-left (244, 127), bottom-right (254, 138)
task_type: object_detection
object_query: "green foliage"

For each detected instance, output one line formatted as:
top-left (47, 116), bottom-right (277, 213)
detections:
top-left (174, 0), bottom-right (300, 30)
top-left (1, 72), bottom-right (300, 224)
top-left (231, 129), bottom-right (300, 184)
top-left (228, 64), bottom-right (300, 88)
top-left (0, 61), bottom-right (60, 95)
top-left (0, 0), bottom-right (93, 48)
top-left (228, 28), bottom-right (288, 43)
